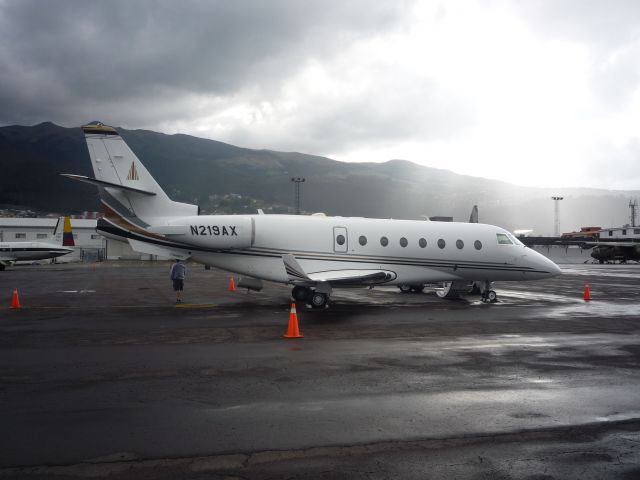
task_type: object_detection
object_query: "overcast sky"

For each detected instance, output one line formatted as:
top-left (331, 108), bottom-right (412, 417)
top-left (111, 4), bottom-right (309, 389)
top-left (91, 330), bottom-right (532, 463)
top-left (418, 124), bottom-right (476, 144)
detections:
top-left (1, 0), bottom-right (639, 189)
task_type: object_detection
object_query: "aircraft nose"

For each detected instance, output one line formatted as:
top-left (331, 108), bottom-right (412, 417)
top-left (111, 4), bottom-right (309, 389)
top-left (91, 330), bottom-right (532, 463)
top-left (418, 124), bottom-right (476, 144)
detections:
top-left (531, 250), bottom-right (561, 277)
top-left (545, 257), bottom-right (562, 277)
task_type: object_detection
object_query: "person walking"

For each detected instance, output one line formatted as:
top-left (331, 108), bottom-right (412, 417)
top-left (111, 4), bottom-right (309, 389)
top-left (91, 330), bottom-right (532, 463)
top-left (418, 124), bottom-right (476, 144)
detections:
top-left (170, 259), bottom-right (186, 303)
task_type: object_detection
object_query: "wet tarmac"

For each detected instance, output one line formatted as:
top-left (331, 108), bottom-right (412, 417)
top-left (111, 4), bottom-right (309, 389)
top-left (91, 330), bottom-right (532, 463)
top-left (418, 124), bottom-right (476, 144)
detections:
top-left (0, 262), bottom-right (639, 479)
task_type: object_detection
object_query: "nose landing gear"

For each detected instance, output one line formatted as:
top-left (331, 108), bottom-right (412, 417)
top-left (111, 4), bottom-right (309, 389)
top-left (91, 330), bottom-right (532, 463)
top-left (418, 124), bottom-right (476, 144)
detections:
top-left (481, 290), bottom-right (498, 303)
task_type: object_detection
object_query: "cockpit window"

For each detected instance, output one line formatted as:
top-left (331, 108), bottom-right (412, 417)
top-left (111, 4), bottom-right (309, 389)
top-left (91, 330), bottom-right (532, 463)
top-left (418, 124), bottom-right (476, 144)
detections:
top-left (496, 233), bottom-right (513, 245)
top-left (507, 233), bottom-right (523, 245)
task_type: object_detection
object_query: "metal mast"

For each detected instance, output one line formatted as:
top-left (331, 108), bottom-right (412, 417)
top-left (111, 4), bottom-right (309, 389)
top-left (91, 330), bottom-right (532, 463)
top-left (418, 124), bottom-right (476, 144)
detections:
top-left (629, 199), bottom-right (638, 227)
top-left (291, 177), bottom-right (305, 215)
top-left (551, 196), bottom-right (564, 236)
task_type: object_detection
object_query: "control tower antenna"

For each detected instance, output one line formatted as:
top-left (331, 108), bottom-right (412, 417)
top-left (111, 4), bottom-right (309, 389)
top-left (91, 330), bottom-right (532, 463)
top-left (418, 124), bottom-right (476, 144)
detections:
top-left (551, 196), bottom-right (564, 237)
top-left (630, 199), bottom-right (638, 227)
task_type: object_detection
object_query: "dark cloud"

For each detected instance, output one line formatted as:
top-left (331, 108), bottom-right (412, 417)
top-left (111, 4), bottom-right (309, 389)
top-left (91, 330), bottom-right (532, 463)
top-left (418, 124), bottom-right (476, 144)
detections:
top-left (0, 0), bottom-right (410, 126)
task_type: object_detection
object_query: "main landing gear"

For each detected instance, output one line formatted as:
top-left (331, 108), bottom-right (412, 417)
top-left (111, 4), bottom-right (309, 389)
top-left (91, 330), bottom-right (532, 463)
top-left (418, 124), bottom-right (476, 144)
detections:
top-left (398, 284), bottom-right (425, 293)
top-left (291, 286), bottom-right (330, 309)
top-left (435, 281), bottom-right (498, 303)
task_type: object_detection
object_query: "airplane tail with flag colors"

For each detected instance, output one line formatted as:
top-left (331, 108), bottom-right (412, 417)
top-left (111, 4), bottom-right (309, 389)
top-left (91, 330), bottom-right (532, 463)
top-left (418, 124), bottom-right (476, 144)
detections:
top-left (53, 216), bottom-right (75, 247)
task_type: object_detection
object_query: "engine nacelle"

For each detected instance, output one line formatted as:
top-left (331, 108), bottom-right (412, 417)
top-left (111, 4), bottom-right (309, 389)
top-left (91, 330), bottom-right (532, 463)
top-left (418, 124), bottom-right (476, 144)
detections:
top-left (161, 215), bottom-right (253, 249)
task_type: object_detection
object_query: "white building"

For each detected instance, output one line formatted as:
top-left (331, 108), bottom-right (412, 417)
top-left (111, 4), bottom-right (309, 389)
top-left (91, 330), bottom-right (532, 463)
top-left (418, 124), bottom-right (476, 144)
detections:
top-left (0, 217), bottom-right (143, 261)
top-left (599, 225), bottom-right (640, 241)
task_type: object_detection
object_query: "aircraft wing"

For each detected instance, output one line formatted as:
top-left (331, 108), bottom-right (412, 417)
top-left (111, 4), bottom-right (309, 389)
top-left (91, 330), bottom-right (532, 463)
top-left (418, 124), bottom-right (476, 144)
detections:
top-left (578, 241), bottom-right (640, 249)
top-left (307, 269), bottom-right (396, 286)
top-left (282, 254), bottom-right (396, 286)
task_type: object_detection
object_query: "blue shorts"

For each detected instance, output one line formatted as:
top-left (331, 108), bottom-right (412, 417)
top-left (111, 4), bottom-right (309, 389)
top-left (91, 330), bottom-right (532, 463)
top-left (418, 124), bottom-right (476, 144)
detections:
top-left (172, 279), bottom-right (184, 291)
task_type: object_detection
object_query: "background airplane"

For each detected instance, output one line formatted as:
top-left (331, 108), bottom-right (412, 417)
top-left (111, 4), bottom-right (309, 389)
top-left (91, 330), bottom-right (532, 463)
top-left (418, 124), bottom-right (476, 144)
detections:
top-left (64, 123), bottom-right (560, 307)
top-left (584, 242), bottom-right (640, 263)
top-left (0, 216), bottom-right (75, 270)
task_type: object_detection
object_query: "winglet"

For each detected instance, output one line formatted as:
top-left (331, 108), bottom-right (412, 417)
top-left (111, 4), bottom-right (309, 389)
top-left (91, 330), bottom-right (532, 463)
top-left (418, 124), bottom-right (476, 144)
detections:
top-left (282, 254), bottom-right (311, 281)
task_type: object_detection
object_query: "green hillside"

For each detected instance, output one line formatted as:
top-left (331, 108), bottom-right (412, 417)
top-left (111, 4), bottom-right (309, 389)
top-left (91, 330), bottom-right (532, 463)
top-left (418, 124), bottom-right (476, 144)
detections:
top-left (0, 122), bottom-right (637, 234)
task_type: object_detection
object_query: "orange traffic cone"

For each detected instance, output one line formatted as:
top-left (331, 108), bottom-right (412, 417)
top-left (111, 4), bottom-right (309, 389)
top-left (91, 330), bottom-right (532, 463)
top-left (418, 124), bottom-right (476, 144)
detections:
top-left (583, 283), bottom-right (591, 301)
top-left (283, 303), bottom-right (303, 339)
top-left (228, 277), bottom-right (236, 292)
top-left (10, 288), bottom-right (21, 309)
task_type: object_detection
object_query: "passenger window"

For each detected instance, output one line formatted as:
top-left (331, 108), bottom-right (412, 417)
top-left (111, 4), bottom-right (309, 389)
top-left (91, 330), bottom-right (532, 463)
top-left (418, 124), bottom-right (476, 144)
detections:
top-left (336, 234), bottom-right (345, 246)
top-left (359, 235), bottom-right (367, 246)
top-left (380, 236), bottom-right (389, 247)
top-left (496, 233), bottom-right (513, 245)
top-left (474, 240), bottom-right (482, 250)
top-left (437, 239), bottom-right (446, 249)
top-left (456, 239), bottom-right (464, 249)
top-left (400, 237), bottom-right (408, 247)
top-left (419, 238), bottom-right (427, 248)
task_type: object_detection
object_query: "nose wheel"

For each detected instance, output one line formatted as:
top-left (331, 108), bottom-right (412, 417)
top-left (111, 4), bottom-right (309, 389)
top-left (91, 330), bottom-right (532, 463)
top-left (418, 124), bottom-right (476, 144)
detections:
top-left (481, 290), bottom-right (497, 303)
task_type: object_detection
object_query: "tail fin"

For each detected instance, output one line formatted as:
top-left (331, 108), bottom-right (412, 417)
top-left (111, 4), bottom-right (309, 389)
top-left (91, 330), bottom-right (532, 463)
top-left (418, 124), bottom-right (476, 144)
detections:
top-left (469, 205), bottom-right (479, 223)
top-left (53, 216), bottom-right (75, 247)
top-left (73, 123), bottom-right (198, 227)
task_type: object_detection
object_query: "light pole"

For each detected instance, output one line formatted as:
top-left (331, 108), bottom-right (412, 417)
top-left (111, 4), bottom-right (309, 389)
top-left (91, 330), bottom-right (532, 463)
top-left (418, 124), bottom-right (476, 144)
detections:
top-left (551, 196), bottom-right (564, 237)
top-left (629, 199), bottom-right (638, 227)
top-left (291, 177), bottom-right (305, 215)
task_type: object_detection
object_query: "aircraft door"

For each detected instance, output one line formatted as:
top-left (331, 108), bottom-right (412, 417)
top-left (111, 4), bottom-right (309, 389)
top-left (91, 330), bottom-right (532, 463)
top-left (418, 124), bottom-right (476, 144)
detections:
top-left (333, 227), bottom-right (348, 253)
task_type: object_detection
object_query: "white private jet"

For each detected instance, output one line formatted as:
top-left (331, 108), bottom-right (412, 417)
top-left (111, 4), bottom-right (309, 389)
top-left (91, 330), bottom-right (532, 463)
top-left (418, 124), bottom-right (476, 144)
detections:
top-left (63, 123), bottom-right (560, 307)
top-left (0, 217), bottom-right (75, 270)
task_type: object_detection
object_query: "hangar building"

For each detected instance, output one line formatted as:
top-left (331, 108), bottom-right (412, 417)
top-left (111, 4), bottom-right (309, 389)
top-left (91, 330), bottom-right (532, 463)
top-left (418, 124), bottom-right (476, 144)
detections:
top-left (0, 218), bottom-right (143, 261)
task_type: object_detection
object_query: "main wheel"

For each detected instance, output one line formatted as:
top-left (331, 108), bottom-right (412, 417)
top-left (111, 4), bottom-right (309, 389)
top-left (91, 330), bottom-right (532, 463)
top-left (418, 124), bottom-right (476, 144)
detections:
top-left (292, 286), bottom-right (309, 302)
top-left (436, 282), bottom-right (459, 299)
top-left (310, 292), bottom-right (328, 308)
top-left (410, 285), bottom-right (425, 293)
top-left (399, 285), bottom-right (412, 293)
top-left (486, 290), bottom-right (497, 303)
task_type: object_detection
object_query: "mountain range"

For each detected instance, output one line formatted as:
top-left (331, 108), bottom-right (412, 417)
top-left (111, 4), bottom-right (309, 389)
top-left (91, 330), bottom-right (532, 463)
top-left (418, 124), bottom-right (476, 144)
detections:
top-left (0, 122), bottom-right (637, 235)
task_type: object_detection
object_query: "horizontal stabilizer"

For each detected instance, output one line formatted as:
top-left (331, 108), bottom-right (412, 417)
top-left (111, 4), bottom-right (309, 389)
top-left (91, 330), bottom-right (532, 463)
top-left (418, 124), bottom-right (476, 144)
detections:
top-left (128, 239), bottom-right (191, 260)
top-left (61, 174), bottom-right (157, 196)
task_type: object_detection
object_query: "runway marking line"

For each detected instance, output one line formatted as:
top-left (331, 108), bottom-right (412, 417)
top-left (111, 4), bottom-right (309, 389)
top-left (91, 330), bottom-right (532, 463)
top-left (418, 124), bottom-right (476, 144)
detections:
top-left (175, 303), bottom-right (216, 309)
